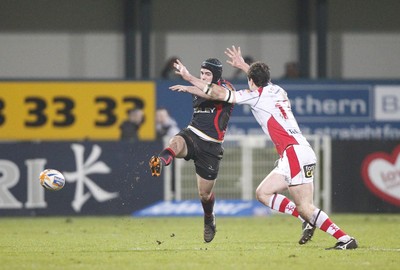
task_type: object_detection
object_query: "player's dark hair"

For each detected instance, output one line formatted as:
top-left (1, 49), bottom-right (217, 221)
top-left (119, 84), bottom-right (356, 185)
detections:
top-left (201, 58), bottom-right (223, 83)
top-left (247, 62), bottom-right (270, 87)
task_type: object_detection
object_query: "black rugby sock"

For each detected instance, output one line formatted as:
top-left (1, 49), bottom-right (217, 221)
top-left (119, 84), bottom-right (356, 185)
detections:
top-left (201, 192), bottom-right (215, 216)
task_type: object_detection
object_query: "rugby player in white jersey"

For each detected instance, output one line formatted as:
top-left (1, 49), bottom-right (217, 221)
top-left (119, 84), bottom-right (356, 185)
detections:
top-left (169, 46), bottom-right (358, 250)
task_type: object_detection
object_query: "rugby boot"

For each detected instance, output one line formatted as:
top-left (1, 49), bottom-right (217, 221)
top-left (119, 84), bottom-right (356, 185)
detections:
top-left (149, 156), bottom-right (162, 177)
top-left (204, 213), bottom-right (216, 243)
top-left (326, 237), bottom-right (358, 250)
top-left (299, 222), bottom-right (316, 245)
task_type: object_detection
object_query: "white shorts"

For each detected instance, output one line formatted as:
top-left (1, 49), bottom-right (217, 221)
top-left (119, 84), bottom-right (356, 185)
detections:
top-left (273, 144), bottom-right (317, 186)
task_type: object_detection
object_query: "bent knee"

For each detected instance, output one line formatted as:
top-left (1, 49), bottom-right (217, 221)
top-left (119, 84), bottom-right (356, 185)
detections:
top-left (255, 187), bottom-right (263, 201)
top-left (198, 191), bottom-right (212, 202)
top-left (255, 188), bottom-right (273, 206)
top-left (169, 135), bottom-right (187, 157)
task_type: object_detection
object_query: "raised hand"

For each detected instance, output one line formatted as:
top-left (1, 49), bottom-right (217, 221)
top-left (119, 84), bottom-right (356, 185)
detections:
top-left (225, 45), bottom-right (250, 72)
top-left (173, 59), bottom-right (191, 81)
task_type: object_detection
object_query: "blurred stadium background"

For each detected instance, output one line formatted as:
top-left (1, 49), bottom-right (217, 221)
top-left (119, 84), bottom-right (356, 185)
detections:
top-left (0, 0), bottom-right (399, 217)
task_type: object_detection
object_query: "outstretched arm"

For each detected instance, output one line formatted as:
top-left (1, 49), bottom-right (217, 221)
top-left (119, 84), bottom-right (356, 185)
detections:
top-left (171, 59), bottom-right (236, 103)
top-left (169, 83), bottom-right (235, 103)
top-left (169, 84), bottom-right (209, 99)
top-left (173, 59), bottom-right (210, 91)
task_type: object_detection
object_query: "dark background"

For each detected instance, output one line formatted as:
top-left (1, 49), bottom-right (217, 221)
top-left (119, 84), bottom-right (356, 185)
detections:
top-left (331, 140), bottom-right (400, 213)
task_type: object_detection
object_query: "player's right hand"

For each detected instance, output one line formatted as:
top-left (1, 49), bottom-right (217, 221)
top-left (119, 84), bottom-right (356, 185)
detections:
top-left (173, 59), bottom-right (191, 81)
top-left (225, 45), bottom-right (249, 72)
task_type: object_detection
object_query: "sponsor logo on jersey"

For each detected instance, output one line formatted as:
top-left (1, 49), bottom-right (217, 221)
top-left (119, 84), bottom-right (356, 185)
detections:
top-left (303, 163), bottom-right (316, 178)
top-left (194, 107), bottom-right (216, 113)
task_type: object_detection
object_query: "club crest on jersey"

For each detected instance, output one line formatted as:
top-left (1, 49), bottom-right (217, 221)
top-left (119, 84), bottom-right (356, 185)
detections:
top-left (303, 163), bottom-right (316, 178)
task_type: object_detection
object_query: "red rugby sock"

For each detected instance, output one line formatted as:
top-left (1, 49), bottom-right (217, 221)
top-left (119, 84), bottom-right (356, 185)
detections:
top-left (269, 193), bottom-right (304, 221)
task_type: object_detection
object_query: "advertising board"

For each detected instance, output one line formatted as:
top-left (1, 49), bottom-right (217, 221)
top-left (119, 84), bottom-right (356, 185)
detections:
top-left (157, 81), bottom-right (400, 140)
top-left (0, 141), bottom-right (163, 216)
top-left (0, 82), bottom-right (156, 140)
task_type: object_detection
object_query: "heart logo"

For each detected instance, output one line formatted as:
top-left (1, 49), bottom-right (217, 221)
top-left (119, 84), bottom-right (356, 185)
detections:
top-left (361, 145), bottom-right (400, 207)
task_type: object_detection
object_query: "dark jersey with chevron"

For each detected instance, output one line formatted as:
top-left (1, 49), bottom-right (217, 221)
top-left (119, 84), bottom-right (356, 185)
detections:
top-left (188, 79), bottom-right (235, 141)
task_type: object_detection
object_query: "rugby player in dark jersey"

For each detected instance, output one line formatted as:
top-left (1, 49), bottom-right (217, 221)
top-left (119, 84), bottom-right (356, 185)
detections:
top-left (149, 58), bottom-right (235, 243)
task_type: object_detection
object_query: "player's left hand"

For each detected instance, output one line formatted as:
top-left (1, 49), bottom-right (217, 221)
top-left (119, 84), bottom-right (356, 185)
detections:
top-left (173, 59), bottom-right (191, 81)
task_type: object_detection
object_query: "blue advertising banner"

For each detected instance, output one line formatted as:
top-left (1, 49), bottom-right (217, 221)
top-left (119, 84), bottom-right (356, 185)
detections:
top-left (0, 141), bottom-right (163, 216)
top-left (133, 200), bottom-right (272, 217)
top-left (156, 81), bottom-right (400, 140)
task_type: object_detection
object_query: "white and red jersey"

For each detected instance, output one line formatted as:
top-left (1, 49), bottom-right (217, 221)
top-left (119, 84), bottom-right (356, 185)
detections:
top-left (234, 83), bottom-right (310, 157)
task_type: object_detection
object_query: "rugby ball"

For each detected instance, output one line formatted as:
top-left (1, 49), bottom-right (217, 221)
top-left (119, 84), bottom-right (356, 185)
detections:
top-left (39, 169), bottom-right (65, 191)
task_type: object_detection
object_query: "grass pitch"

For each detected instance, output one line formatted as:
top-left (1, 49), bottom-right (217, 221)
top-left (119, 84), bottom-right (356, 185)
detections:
top-left (0, 214), bottom-right (399, 270)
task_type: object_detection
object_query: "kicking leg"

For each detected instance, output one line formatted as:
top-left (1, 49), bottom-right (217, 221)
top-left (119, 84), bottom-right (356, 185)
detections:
top-left (149, 135), bottom-right (187, 176)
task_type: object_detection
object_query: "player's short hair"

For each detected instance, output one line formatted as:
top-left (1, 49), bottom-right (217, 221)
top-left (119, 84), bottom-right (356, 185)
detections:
top-left (248, 62), bottom-right (270, 87)
top-left (201, 58), bottom-right (223, 83)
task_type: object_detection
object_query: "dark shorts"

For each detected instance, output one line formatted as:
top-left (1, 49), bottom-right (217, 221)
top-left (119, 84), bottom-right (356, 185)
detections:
top-left (177, 128), bottom-right (224, 180)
